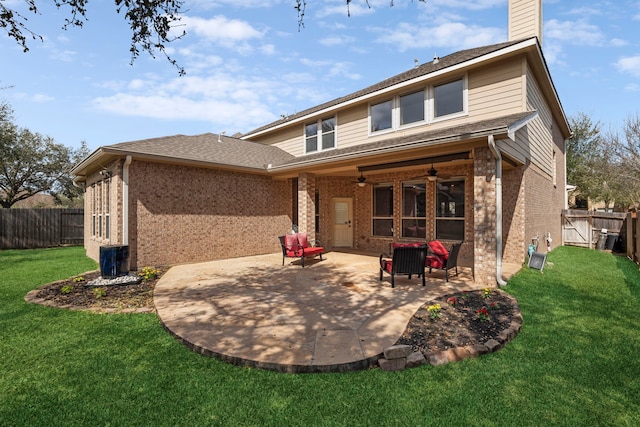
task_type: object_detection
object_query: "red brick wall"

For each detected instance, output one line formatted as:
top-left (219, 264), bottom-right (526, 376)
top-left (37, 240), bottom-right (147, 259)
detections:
top-left (127, 161), bottom-right (291, 268)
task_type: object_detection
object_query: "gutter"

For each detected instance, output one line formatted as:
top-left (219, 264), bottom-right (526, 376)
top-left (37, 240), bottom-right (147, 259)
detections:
top-left (488, 135), bottom-right (508, 287)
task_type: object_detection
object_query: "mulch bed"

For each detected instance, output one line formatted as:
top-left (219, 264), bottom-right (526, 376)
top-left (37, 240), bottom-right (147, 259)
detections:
top-left (396, 288), bottom-right (518, 353)
top-left (25, 268), bottom-right (167, 313)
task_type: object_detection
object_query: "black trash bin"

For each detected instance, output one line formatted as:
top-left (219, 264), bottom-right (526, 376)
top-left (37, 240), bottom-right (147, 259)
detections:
top-left (605, 233), bottom-right (619, 251)
top-left (100, 245), bottom-right (129, 278)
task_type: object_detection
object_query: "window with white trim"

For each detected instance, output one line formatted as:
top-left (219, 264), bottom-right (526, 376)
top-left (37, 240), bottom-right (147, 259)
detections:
top-left (435, 179), bottom-right (465, 241)
top-left (305, 117), bottom-right (336, 153)
top-left (433, 78), bottom-right (464, 118)
top-left (372, 183), bottom-right (394, 237)
top-left (402, 181), bottom-right (426, 238)
top-left (91, 183), bottom-right (96, 237)
top-left (104, 178), bottom-right (110, 240)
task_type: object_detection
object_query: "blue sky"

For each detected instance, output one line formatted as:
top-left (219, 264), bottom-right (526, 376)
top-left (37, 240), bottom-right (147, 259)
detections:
top-left (1, 0), bottom-right (639, 151)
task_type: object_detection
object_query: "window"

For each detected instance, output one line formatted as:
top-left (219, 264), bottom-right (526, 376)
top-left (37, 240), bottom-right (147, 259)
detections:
top-left (305, 117), bottom-right (336, 153)
top-left (435, 180), bottom-right (465, 241)
top-left (96, 181), bottom-right (102, 238)
top-left (104, 178), bottom-right (110, 240)
top-left (400, 90), bottom-right (425, 125)
top-left (434, 79), bottom-right (464, 118)
top-left (371, 100), bottom-right (392, 132)
top-left (91, 183), bottom-right (96, 236)
top-left (402, 181), bottom-right (426, 238)
top-left (373, 184), bottom-right (394, 237)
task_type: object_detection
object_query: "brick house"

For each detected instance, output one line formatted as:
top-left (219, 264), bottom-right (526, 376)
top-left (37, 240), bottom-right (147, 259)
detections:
top-left (71, 0), bottom-right (570, 286)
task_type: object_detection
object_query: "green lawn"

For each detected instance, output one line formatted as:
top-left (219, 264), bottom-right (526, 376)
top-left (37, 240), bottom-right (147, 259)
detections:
top-left (1, 246), bottom-right (639, 426)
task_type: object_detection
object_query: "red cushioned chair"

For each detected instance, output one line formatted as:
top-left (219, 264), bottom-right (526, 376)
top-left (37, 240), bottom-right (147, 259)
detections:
top-left (425, 241), bottom-right (462, 282)
top-left (379, 245), bottom-right (428, 288)
top-left (278, 233), bottom-right (324, 267)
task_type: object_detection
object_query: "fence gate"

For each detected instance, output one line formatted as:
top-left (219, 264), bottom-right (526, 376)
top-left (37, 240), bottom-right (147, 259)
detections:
top-left (562, 213), bottom-right (592, 248)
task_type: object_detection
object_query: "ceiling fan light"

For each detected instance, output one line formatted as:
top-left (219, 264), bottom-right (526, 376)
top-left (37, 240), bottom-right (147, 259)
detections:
top-left (427, 165), bottom-right (438, 181)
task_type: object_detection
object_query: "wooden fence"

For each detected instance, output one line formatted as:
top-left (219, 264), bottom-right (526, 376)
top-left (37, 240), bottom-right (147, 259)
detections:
top-left (562, 210), bottom-right (627, 250)
top-left (0, 208), bottom-right (84, 249)
top-left (627, 212), bottom-right (639, 264)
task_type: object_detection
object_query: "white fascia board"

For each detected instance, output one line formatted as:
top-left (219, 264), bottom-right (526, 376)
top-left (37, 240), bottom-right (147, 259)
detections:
top-left (243, 39), bottom-right (539, 140)
top-left (507, 111), bottom-right (539, 140)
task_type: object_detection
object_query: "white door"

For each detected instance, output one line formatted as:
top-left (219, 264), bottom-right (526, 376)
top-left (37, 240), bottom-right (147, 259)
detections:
top-left (332, 198), bottom-right (353, 247)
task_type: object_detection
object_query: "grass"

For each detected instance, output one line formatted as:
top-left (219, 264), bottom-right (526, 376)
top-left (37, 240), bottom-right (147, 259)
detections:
top-left (1, 246), bottom-right (639, 426)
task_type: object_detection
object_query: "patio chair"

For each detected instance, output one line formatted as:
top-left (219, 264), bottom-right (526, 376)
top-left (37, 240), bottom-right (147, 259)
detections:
top-left (278, 233), bottom-right (324, 267)
top-left (425, 241), bottom-right (462, 282)
top-left (379, 245), bottom-right (429, 288)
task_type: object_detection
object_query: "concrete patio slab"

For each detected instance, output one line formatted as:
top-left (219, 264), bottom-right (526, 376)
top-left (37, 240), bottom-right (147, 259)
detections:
top-left (154, 250), bottom-right (518, 373)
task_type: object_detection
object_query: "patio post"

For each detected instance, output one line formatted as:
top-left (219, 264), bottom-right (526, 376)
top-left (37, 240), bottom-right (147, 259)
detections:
top-left (297, 172), bottom-right (316, 241)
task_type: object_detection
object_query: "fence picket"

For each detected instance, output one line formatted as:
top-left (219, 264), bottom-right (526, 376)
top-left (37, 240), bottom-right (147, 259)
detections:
top-left (0, 208), bottom-right (84, 249)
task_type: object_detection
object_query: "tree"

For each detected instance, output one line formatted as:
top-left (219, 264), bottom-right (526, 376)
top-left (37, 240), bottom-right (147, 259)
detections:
top-left (606, 115), bottom-right (640, 209)
top-left (50, 140), bottom-right (91, 207)
top-left (1, 0), bottom-right (186, 75)
top-left (0, 102), bottom-right (78, 208)
top-left (567, 113), bottom-right (605, 206)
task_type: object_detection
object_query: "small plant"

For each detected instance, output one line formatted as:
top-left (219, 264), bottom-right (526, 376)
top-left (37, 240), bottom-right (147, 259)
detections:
top-left (447, 297), bottom-right (458, 306)
top-left (428, 304), bottom-right (442, 320)
top-left (476, 307), bottom-right (490, 322)
top-left (61, 285), bottom-right (74, 294)
top-left (489, 301), bottom-right (500, 310)
top-left (92, 287), bottom-right (107, 299)
top-left (73, 276), bottom-right (85, 283)
top-left (461, 290), bottom-right (470, 300)
top-left (482, 287), bottom-right (492, 298)
top-left (138, 266), bottom-right (160, 281)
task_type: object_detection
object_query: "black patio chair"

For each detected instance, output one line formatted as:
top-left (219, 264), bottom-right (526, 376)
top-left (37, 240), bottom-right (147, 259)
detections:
top-left (379, 245), bottom-right (428, 288)
top-left (426, 241), bottom-right (462, 282)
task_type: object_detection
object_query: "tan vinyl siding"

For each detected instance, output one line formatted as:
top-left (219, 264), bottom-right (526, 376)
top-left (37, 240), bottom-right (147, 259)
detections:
top-left (335, 105), bottom-right (368, 149)
top-left (468, 58), bottom-right (524, 121)
top-left (525, 65), bottom-right (554, 176)
top-left (264, 126), bottom-right (304, 156)
top-left (509, 0), bottom-right (542, 42)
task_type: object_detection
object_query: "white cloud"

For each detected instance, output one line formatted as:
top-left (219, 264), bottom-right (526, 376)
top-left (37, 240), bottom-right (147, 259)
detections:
top-left (180, 15), bottom-right (265, 49)
top-left (374, 21), bottom-right (505, 52)
top-left (319, 35), bottom-right (356, 47)
top-left (624, 83), bottom-right (640, 92)
top-left (429, 0), bottom-right (505, 11)
top-left (616, 56), bottom-right (640, 78)
top-left (545, 19), bottom-right (606, 46)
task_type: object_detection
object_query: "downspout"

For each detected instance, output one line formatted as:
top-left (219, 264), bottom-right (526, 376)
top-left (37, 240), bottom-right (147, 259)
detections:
top-left (488, 135), bottom-right (508, 287)
top-left (122, 156), bottom-right (132, 246)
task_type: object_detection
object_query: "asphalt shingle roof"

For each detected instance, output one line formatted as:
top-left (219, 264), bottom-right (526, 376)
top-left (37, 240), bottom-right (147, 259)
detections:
top-left (104, 133), bottom-right (295, 171)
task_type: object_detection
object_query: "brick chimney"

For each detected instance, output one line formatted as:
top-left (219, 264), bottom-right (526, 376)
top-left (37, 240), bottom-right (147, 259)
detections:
top-left (508, 0), bottom-right (543, 45)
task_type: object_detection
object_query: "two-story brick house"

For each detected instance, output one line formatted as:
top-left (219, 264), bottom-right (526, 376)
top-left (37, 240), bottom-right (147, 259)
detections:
top-left (71, 0), bottom-right (570, 286)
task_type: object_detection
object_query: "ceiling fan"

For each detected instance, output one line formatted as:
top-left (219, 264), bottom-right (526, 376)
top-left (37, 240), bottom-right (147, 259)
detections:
top-left (412, 164), bottom-right (440, 181)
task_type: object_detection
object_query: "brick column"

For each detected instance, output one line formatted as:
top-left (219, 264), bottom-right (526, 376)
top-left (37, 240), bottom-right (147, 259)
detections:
top-left (297, 173), bottom-right (316, 240)
top-left (473, 147), bottom-right (497, 285)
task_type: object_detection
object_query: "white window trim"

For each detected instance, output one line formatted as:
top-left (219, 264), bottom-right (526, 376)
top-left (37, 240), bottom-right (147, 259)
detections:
top-left (304, 116), bottom-right (337, 154)
top-left (372, 183), bottom-right (394, 237)
top-left (401, 180), bottom-right (427, 238)
top-left (368, 75), bottom-right (468, 136)
top-left (430, 76), bottom-right (468, 124)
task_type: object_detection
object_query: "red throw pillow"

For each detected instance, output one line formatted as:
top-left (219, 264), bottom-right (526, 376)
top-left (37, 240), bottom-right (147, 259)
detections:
top-left (427, 240), bottom-right (449, 261)
top-left (284, 234), bottom-right (299, 250)
top-left (297, 233), bottom-right (310, 248)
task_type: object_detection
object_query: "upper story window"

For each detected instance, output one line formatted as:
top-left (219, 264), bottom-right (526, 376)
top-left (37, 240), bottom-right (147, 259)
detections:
top-left (369, 77), bottom-right (466, 134)
top-left (434, 79), bottom-right (464, 118)
top-left (400, 90), bottom-right (425, 126)
top-left (371, 100), bottom-right (393, 132)
top-left (305, 117), bottom-right (336, 153)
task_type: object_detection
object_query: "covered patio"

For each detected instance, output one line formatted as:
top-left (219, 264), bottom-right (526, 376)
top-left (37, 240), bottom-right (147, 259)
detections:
top-left (154, 250), bottom-right (520, 373)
